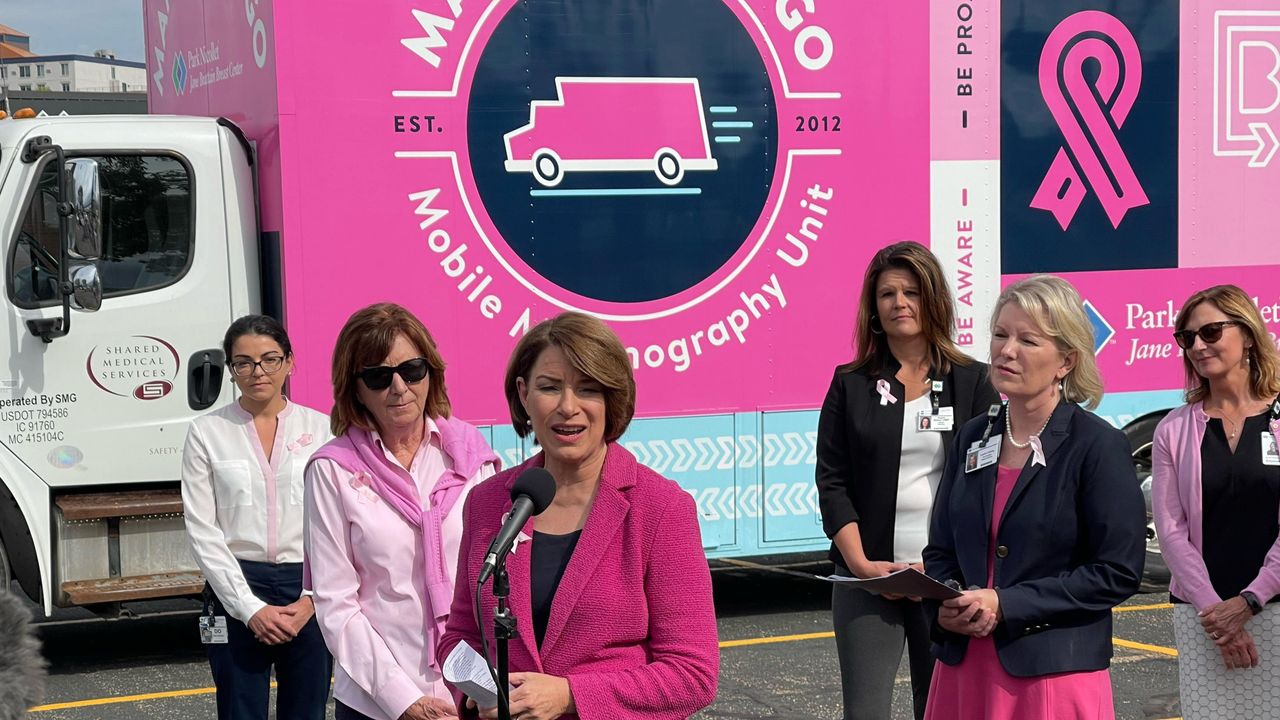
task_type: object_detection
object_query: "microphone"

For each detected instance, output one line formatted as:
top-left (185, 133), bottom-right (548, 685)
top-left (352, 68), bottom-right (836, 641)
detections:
top-left (478, 467), bottom-right (557, 584)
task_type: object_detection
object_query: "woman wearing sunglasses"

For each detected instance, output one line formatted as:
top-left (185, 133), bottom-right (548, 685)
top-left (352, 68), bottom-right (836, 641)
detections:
top-left (1153, 285), bottom-right (1280, 718)
top-left (305, 303), bottom-right (500, 720)
top-left (181, 314), bottom-right (334, 720)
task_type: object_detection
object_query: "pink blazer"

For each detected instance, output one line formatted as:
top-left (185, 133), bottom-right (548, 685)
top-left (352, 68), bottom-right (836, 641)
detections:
top-left (1153, 401), bottom-right (1280, 611)
top-left (437, 443), bottom-right (719, 720)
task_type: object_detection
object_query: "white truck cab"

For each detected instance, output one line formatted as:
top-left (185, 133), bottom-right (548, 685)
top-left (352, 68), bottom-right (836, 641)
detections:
top-left (0, 115), bottom-right (257, 612)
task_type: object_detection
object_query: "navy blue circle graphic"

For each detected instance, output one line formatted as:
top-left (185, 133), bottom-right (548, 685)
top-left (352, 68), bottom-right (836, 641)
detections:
top-left (467, 0), bottom-right (777, 303)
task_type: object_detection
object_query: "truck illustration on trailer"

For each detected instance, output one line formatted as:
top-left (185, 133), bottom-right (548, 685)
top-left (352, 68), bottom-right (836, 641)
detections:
top-left (503, 77), bottom-right (720, 187)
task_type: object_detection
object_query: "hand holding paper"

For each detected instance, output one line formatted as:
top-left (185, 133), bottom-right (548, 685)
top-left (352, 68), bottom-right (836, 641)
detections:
top-left (818, 566), bottom-right (962, 600)
top-left (443, 642), bottom-right (499, 709)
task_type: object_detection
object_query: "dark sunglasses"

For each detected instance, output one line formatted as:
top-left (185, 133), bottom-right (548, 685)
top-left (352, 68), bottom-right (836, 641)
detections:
top-left (357, 358), bottom-right (429, 390)
top-left (1173, 320), bottom-right (1241, 350)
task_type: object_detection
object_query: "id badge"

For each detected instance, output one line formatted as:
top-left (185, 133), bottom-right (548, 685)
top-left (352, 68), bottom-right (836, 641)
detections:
top-left (917, 407), bottom-right (955, 432)
top-left (199, 615), bottom-right (229, 644)
top-left (965, 436), bottom-right (1001, 473)
top-left (1263, 431), bottom-right (1280, 467)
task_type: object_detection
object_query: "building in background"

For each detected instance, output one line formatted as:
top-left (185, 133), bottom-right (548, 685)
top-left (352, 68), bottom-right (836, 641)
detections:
top-left (3, 90), bottom-right (146, 115)
top-left (0, 24), bottom-right (145, 94)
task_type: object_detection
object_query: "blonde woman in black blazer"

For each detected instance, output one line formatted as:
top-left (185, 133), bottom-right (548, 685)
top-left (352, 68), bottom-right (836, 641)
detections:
top-left (816, 242), bottom-right (999, 720)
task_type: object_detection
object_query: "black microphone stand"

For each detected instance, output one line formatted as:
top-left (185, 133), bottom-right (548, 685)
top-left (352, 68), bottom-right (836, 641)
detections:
top-left (493, 566), bottom-right (517, 720)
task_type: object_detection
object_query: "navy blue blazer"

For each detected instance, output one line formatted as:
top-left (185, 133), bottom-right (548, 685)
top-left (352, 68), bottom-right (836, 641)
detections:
top-left (923, 400), bottom-right (1145, 677)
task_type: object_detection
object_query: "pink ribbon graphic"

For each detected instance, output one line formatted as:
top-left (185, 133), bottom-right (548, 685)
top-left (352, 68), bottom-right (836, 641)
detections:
top-left (286, 433), bottom-right (314, 453)
top-left (1030, 11), bottom-right (1149, 230)
top-left (876, 379), bottom-right (897, 407)
top-left (1028, 435), bottom-right (1047, 468)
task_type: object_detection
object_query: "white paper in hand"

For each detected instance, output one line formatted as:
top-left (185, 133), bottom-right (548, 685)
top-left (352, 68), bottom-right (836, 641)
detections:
top-left (443, 642), bottom-right (499, 708)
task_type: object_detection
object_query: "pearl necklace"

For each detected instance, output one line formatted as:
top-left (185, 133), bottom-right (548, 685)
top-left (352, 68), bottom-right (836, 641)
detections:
top-left (1005, 411), bottom-right (1052, 449)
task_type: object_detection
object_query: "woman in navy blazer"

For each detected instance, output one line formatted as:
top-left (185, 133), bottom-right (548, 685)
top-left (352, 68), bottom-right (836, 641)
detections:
top-left (922, 276), bottom-right (1145, 719)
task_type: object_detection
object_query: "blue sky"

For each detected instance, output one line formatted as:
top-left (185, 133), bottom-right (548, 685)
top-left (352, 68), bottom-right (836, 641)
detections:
top-left (4, 1), bottom-right (144, 62)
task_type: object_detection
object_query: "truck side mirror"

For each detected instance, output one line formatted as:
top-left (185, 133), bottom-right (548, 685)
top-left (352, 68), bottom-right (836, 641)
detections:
top-left (64, 158), bottom-right (102, 261)
top-left (69, 264), bottom-right (102, 312)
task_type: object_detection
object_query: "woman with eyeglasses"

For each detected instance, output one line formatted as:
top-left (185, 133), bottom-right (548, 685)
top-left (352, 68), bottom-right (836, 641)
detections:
top-left (1153, 285), bottom-right (1280, 719)
top-left (181, 314), bottom-right (334, 720)
top-left (305, 303), bottom-right (500, 720)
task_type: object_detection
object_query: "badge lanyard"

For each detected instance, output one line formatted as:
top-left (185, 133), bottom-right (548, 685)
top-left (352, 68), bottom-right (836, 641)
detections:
top-left (978, 402), bottom-right (1005, 446)
top-left (963, 402), bottom-right (1005, 473)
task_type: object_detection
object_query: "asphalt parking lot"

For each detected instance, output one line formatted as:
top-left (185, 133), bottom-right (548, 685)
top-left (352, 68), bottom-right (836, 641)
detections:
top-left (26, 560), bottom-right (1183, 719)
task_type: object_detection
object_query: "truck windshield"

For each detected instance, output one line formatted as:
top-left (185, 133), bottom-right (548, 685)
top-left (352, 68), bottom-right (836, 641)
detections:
top-left (10, 154), bottom-right (193, 307)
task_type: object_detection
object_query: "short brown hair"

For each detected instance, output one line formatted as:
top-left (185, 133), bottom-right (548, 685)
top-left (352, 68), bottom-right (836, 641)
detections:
top-left (1175, 285), bottom-right (1280, 404)
top-left (504, 312), bottom-right (636, 443)
top-left (845, 241), bottom-right (970, 376)
top-left (329, 303), bottom-right (452, 437)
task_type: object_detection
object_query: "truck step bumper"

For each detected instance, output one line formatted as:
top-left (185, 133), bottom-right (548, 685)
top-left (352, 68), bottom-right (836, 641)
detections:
top-left (61, 571), bottom-right (205, 605)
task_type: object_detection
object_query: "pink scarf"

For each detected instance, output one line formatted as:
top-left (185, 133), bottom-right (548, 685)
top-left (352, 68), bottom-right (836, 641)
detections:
top-left (309, 416), bottom-right (498, 670)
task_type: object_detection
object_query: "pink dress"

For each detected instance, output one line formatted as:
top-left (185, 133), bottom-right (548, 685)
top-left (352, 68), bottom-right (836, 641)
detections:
top-left (924, 466), bottom-right (1115, 720)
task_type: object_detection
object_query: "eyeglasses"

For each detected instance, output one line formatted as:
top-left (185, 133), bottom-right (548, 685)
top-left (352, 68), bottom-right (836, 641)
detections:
top-left (357, 358), bottom-right (429, 390)
top-left (1173, 320), bottom-right (1241, 350)
top-left (229, 356), bottom-right (286, 377)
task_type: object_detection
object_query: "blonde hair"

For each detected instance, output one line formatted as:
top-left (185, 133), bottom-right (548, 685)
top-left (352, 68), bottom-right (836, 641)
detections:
top-left (1174, 285), bottom-right (1280, 404)
top-left (991, 275), bottom-right (1104, 409)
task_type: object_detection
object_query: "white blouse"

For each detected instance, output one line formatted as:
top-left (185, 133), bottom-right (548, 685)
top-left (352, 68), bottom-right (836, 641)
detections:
top-left (181, 399), bottom-right (332, 622)
top-left (894, 393), bottom-right (946, 564)
top-left (305, 420), bottom-right (497, 720)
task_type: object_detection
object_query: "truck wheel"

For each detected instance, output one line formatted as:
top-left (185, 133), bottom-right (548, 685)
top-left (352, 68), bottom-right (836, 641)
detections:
top-left (1125, 413), bottom-right (1170, 593)
top-left (533, 149), bottom-right (564, 187)
top-left (655, 149), bottom-right (684, 186)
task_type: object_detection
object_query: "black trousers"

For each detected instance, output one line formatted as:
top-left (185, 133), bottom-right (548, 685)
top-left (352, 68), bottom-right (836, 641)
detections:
top-left (334, 701), bottom-right (378, 720)
top-left (831, 568), bottom-right (933, 720)
top-left (206, 560), bottom-right (332, 720)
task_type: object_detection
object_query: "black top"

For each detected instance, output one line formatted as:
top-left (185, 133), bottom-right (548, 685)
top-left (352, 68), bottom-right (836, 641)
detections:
top-left (530, 529), bottom-right (582, 648)
top-left (1198, 412), bottom-right (1280, 602)
top-left (815, 354), bottom-right (1000, 569)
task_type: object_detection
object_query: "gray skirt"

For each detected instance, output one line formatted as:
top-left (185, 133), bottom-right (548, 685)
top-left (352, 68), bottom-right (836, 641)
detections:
top-left (1172, 603), bottom-right (1280, 719)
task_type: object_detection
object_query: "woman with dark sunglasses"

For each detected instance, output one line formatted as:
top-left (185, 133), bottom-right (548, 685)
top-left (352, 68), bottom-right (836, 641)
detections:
top-left (181, 314), bottom-right (334, 720)
top-left (1153, 285), bottom-right (1280, 719)
top-left (304, 303), bottom-right (499, 720)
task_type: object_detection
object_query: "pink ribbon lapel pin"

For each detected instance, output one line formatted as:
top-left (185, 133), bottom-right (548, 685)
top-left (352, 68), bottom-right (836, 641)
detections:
top-left (287, 433), bottom-right (315, 453)
top-left (1029, 435), bottom-right (1047, 468)
top-left (876, 379), bottom-right (898, 407)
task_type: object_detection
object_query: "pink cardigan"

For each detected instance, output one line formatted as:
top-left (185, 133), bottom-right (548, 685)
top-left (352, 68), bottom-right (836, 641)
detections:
top-left (437, 443), bottom-right (719, 720)
top-left (1152, 402), bottom-right (1280, 611)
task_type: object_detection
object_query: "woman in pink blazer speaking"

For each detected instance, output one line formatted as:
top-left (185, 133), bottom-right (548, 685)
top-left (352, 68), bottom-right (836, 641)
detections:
top-left (438, 312), bottom-right (719, 720)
